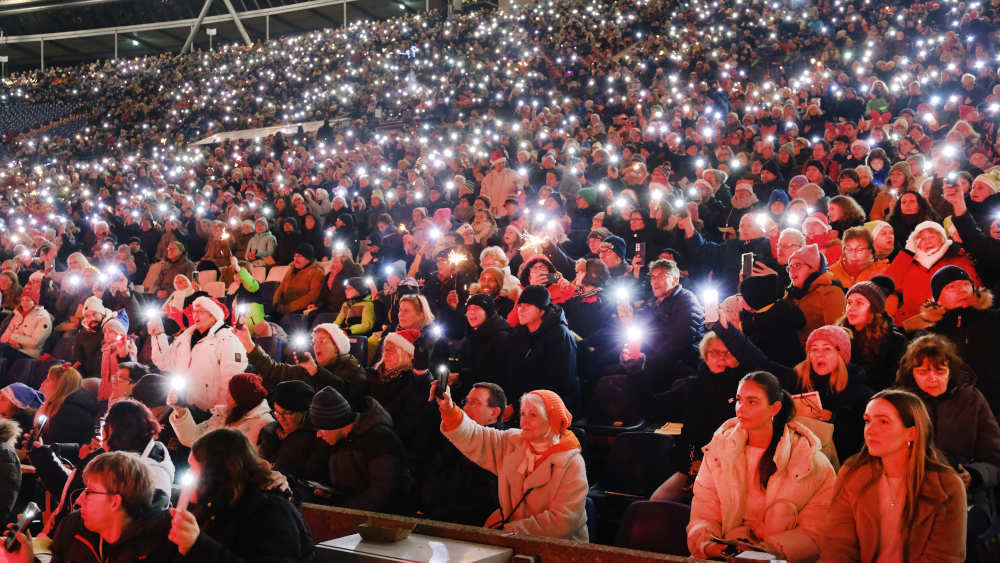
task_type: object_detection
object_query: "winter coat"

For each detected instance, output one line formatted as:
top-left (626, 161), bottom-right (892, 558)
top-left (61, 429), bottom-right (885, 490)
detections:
top-left (73, 325), bottom-right (105, 379)
top-left (456, 314), bottom-right (512, 393)
top-left (170, 399), bottom-right (275, 448)
top-left (150, 320), bottom-right (248, 411)
top-left (440, 406), bottom-right (589, 541)
top-left (41, 388), bottom-right (101, 446)
top-left (367, 368), bottom-right (442, 482)
top-left (273, 260), bottom-right (324, 313)
top-left (926, 293), bottom-right (1000, 413)
top-left (683, 233), bottom-right (778, 295)
top-left (423, 419), bottom-right (505, 525)
top-left (886, 246), bottom-right (981, 324)
top-left (248, 345), bottom-right (368, 407)
top-left (952, 208), bottom-right (1000, 293)
top-left (0, 304), bottom-right (52, 358)
top-left (905, 383), bottom-right (1000, 520)
top-left (50, 509), bottom-right (177, 563)
top-left (0, 443), bottom-right (19, 521)
top-left (245, 231), bottom-right (277, 262)
top-left (506, 305), bottom-right (581, 415)
top-left (316, 260), bottom-right (363, 315)
top-left (828, 258), bottom-right (890, 289)
top-left (334, 295), bottom-right (375, 335)
top-left (792, 366), bottom-right (873, 460)
top-left (842, 319), bottom-right (907, 391)
top-left (652, 363), bottom-right (746, 472)
top-left (740, 299), bottom-right (807, 367)
top-left (786, 271), bottom-right (846, 347)
top-left (622, 285), bottom-right (706, 391)
top-left (257, 420), bottom-right (329, 482)
top-left (688, 419), bottom-right (836, 563)
top-left (321, 397), bottom-right (413, 513)
top-left (151, 255), bottom-right (196, 294)
top-left (822, 464), bottom-right (967, 562)
top-left (181, 488), bottom-right (314, 563)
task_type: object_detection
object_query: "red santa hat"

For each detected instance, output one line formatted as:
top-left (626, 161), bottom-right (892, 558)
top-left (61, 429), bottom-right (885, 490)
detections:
top-left (383, 329), bottom-right (420, 357)
top-left (490, 150), bottom-right (507, 165)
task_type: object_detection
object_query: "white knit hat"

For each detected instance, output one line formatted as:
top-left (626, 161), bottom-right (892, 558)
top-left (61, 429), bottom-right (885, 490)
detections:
top-left (907, 220), bottom-right (948, 248)
top-left (82, 296), bottom-right (110, 318)
top-left (312, 323), bottom-right (351, 356)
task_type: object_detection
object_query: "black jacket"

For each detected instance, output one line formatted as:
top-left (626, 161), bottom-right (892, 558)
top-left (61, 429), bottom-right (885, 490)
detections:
top-left (72, 326), bottom-right (104, 379)
top-left (456, 314), bottom-right (511, 395)
top-left (740, 299), bottom-right (806, 367)
top-left (321, 397), bottom-right (413, 513)
top-left (257, 420), bottom-right (329, 483)
top-left (50, 509), bottom-right (177, 563)
top-left (367, 368), bottom-right (442, 484)
top-left (0, 443), bottom-right (19, 521)
top-left (506, 304), bottom-right (581, 415)
top-left (181, 488), bottom-right (314, 563)
top-left (845, 318), bottom-right (907, 391)
top-left (927, 301), bottom-right (1000, 413)
top-left (41, 388), bottom-right (100, 446)
top-left (624, 285), bottom-right (706, 378)
top-left (422, 420), bottom-right (505, 525)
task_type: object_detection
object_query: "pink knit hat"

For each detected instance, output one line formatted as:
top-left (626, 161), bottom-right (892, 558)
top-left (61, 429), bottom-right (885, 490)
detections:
top-left (806, 325), bottom-right (852, 364)
top-left (789, 243), bottom-right (822, 272)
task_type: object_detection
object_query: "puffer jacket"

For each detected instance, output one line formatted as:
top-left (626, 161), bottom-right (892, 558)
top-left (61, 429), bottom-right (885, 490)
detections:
top-left (440, 405), bottom-right (589, 541)
top-left (688, 418), bottom-right (836, 562)
top-left (170, 399), bottom-right (275, 448)
top-left (0, 304), bottom-right (52, 358)
top-left (150, 319), bottom-right (248, 411)
top-left (787, 271), bottom-right (846, 347)
top-left (822, 464), bottom-right (966, 562)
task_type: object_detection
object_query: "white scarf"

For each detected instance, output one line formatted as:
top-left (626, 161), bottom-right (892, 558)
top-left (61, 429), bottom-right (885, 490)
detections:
top-left (913, 240), bottom-right (952, 270)
top-left (517, 434), bottom-right (560, 475)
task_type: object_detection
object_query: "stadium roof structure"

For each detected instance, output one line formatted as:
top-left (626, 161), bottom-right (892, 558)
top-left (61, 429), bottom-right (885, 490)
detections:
top-left (0, 0), bottom-right (451, 71)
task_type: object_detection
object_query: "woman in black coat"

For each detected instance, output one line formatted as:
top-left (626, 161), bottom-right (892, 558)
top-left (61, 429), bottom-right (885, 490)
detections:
top-left (738, 273), bottom-right (807, 367)
top-left (454, 294), bottom-right (511, 399)
top-left (272, 217), bottom-right (301, 266)
top-left (168, 429), bottom-right (314, 562)
top-left (893, 335), bottom-right (1000, 543)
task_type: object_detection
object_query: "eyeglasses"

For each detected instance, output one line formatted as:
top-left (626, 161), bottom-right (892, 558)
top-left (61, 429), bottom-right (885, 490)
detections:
top-left (72, 488), bottom-right (117, 504)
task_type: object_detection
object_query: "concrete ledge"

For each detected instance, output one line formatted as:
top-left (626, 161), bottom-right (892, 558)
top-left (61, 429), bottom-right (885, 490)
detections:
top-left (301, 503), bottom-right (703, 562)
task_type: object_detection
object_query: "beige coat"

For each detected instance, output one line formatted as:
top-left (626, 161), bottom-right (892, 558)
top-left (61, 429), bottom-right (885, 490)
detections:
top-left (688, 418), bottom-right (836, 562)
top-left (0, 305), bottom-right (52, 358)
top-left (441, 409), bottom-right (589, 541)
top-left (821, 463), bottom-right (966, 562)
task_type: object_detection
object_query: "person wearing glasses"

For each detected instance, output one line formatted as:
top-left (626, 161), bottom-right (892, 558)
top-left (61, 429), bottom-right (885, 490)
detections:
top-left (3, 451), bottom-right (178, 563)
top-left (784, 244), bottom-right (847, 347)
top-left (257, 380), bottom-right (327, 480)
top-left (29, 399), bottom-right (175, 537)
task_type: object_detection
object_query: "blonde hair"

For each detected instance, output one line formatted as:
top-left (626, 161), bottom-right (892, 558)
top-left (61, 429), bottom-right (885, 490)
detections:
top-left (794, 355), bottom-right (849, 394)
top-left (479, 246), bottom-right (509, 268)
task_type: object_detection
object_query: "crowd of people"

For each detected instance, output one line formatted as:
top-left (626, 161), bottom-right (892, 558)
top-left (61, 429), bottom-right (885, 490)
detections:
top-left (0, 0), bottom-right (998, 560)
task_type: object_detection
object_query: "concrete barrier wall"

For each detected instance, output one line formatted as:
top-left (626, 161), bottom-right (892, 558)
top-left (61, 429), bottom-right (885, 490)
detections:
top-left (301, 503), bottom-right (704, 562)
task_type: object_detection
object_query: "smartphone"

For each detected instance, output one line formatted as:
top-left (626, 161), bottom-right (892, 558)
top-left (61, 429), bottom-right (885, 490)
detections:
top-left (4, 502), bottom-right (40, 552)
top-left (544, 272), bottom-right (560, 285)
top-left (635, 242), bottom-right (647, 263)
top-left (741, 252), bottom-right (754, 280)
top-left (435, 366), bottom-right (449, 400)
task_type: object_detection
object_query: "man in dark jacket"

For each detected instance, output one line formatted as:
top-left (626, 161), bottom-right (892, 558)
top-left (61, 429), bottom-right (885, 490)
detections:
top-left (421, 249), bottom-right (472, 339)
top-left (505, 285), bottom-right (580, 415)
top-left (257, 380), bottom-right (328, 482)
top-left (309, 387), bottom-right (413, 514)
top-left (615, 259), bottom-right (705, 409)
top-left (236, 323), bottom-right (368, 408)
top-left (926, 266), bottom-right (1000, 413)
top-left (6, 451), bottom-right (178, 563)
top-left (422, 382), bottom-right (506, 525)
top-left (678, 211), bottom-right (778, 295)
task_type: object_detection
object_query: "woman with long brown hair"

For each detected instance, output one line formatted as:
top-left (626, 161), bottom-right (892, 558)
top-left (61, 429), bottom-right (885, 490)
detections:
top-left (822, 389), bottom-right (967, 562)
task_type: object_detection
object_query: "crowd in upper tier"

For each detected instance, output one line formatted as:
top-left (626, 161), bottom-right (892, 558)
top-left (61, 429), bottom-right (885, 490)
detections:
top-left (0, 0), bottom-right (999, 561)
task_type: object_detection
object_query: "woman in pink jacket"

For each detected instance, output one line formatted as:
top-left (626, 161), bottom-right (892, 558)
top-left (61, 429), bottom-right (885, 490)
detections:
top-left (687, 371), bottom-right (836, 562)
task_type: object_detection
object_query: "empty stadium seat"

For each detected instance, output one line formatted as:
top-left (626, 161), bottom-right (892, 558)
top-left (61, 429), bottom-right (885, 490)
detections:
top-left (615, 501), bottom-right (691, 556)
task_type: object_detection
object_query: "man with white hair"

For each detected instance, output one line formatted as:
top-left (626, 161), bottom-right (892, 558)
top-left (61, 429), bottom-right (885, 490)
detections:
top-left (148, 296), bottom-right (247, 411)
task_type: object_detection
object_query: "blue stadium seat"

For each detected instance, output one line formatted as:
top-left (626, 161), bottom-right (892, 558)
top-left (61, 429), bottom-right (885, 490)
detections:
top-left (349, 336), bottom-right (368, 367)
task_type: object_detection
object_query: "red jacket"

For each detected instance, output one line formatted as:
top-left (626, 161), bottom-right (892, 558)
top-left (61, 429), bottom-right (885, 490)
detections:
top-left (886, 247), bottom-right (981, 324)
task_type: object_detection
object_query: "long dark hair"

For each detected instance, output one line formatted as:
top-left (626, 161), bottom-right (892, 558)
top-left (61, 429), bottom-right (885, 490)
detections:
top-left (104, 399), bottom-right (161, 452)
top-left (191, 429), bottom-right (273, 507)
top-left (741, 371), bottom-right (797, 489)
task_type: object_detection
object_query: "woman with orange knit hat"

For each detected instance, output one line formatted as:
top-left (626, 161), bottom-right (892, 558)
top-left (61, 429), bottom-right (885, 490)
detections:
top-left (430, 383), bottom-right (589, 540)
